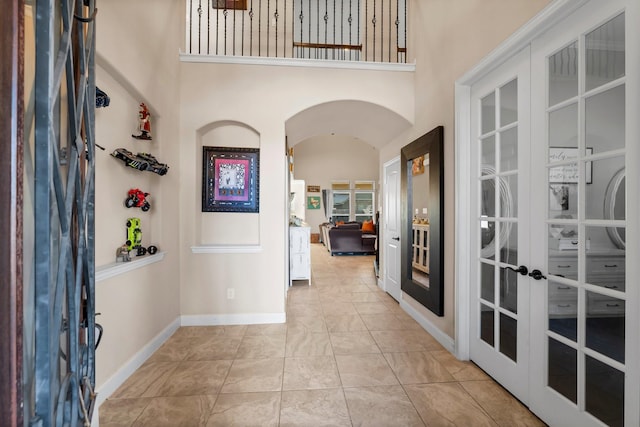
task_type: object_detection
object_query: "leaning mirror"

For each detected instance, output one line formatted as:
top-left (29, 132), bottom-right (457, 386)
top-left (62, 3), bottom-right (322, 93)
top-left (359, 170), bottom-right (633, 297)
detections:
top-left (401, 126), bottom-right (444, 316)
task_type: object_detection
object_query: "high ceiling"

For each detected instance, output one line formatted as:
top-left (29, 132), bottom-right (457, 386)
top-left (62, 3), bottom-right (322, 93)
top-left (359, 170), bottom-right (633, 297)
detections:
top-left (285, 100), bottom-right (412, 149)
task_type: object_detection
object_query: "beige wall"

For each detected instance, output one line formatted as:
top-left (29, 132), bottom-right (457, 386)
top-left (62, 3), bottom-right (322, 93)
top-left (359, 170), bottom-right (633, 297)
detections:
top-left (293, 135), bottom-right (380, 234)
top-left (178, 63), bottom-right (413, 318)
top-left (94, 0), bottom-right (182, 389)
top-left (379, 0), bottom-right (551, 338)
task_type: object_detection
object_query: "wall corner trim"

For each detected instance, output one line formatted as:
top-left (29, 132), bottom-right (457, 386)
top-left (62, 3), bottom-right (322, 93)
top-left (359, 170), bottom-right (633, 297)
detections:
top-left (191, 245), bottom-right (263, 254)
top-left (96, 252), bottom-right (166, 283)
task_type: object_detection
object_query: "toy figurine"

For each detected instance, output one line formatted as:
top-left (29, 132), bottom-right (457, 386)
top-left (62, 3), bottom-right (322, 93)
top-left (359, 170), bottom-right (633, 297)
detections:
top-left (135, 245), bottom-right (158, 257)
top-left (125, 188), bottom-right (151, 212)
top-left (132, 102), bottom-right (152, 140)
top-left (115, 245), bottom-right (131, 262)
top-left (96, 86), bottom-right (110, 108)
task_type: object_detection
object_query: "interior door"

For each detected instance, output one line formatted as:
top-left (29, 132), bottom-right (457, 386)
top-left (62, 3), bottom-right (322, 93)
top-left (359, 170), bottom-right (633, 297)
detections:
top-left (468, 47), bottom-right (531, 403)
top-left (528, 1), bottom-right (636, 426)
top-left (384, 157), bottom-right (401, 301)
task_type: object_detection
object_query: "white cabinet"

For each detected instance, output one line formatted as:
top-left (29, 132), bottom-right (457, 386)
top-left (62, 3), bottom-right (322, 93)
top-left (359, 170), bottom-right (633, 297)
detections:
top-left (548, 251), bottom-right (625, 317)
top-left (290, 226), bottom-right (311, 286)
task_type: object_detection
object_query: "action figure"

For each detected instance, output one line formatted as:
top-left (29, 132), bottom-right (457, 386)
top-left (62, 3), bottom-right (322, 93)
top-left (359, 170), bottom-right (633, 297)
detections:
top-left (132, 102), bottom-right (152, 140)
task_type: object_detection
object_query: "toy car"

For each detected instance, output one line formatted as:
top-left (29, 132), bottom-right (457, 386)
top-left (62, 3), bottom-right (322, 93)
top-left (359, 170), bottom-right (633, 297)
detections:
top-left (125, 188), bottom-right (151, 212)
top-left (125, 218), bottom-right (142, 251)
top-left (137, 152), bottom-right (169, 176)
top-left (111, 148), bottom-right (169, 176)
top-left (111, 148), bottom-right (149, 172)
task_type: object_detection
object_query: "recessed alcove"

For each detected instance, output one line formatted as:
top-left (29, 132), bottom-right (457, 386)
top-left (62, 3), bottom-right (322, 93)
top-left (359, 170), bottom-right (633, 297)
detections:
top-left (195, 121), bottom-right (261, 246)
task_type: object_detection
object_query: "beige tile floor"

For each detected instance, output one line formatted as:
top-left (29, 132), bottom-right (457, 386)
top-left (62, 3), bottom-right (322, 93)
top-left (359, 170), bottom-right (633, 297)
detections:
top-left (99, 243), bottom-right (546, 426)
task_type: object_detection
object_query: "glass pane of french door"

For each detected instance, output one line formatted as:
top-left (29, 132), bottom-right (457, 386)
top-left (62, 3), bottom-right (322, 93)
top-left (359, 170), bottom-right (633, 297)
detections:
top-left (479, 78), bottom-right (520, 362)
top-left (545, 12), bottom-right (626, 427)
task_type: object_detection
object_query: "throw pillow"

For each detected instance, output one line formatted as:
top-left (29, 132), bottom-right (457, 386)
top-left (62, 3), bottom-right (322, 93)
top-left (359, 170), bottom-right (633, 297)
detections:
top-left (362, 220), bottom-right (375, 233)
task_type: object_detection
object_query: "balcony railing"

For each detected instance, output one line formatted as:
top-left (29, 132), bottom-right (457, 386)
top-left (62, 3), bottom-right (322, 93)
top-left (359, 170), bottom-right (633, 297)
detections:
top-left (185, 0), bottom-right (408, 63)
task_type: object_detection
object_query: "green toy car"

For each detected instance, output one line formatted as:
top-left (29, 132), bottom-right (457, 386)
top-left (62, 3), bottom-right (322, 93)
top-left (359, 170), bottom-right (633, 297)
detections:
top-left (125, 218), bottom-right (142, 251)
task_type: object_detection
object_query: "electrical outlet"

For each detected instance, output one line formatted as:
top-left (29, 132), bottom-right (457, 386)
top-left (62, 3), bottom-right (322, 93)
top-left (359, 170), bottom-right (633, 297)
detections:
top-left (227, 288), bottom-right (235, 300)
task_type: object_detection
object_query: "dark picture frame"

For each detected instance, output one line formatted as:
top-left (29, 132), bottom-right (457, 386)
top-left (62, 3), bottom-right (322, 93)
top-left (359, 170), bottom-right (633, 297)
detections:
top-left (202, 146), bottom-right (259, 213)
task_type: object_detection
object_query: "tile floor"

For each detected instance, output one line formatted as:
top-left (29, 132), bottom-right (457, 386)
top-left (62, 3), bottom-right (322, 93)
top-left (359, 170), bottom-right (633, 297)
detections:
top-left (99, 243), bottom-right (545, 426)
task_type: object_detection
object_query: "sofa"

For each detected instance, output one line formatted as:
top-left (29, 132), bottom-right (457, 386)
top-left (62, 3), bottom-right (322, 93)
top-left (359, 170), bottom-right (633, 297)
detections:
top-left (322, 222), bottom-right (376, 255)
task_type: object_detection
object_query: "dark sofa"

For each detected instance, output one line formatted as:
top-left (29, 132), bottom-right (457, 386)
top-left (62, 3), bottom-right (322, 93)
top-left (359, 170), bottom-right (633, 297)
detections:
top-left (326, 223), bottom-right (376, 255)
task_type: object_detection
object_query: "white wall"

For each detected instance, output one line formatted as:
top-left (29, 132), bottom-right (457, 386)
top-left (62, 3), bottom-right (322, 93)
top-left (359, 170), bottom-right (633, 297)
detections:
top-left (94, 0), bottom-right (182, 392)
top-left (379, 0), bottom-right (551, 338)
top-left (293, 134), bottom-right (380, 235)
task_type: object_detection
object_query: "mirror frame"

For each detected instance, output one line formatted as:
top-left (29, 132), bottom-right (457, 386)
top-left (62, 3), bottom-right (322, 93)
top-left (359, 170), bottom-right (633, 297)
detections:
top-left (400, 126), bottom-right (444, 316)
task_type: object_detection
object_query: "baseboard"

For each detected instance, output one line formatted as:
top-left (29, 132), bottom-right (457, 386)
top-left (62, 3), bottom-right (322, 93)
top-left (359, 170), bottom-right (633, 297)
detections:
top-left (400, 299), bottom-right (455, 354)
top-left (181, 312), bottom-right (286, 326)
top-left (94, 317), bottom-right (181, 410)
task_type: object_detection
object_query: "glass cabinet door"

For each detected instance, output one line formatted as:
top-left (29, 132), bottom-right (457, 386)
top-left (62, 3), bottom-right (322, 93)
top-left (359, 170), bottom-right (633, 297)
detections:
top-left (354, 191), bottom-right (374, 222)
top-left (331, 191), bottom-right (351, 223)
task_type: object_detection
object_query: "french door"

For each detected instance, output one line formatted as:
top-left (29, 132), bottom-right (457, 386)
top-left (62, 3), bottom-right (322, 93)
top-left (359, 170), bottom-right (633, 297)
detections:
top-left (468, 0), bottom-right (638, 426)
top-left (469, 47), bottom-right (531, 403)
top-left (528, 2), bottom-right (636, 426)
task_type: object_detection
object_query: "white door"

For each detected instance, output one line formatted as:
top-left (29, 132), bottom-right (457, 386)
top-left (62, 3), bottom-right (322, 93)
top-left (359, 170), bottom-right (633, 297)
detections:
top-left (528, 2), bottom-right (636, 426)
top-left (468, 47), bottom-right (531, 403)
top-left (466, 1), bottom-right (638, 426)
top-left (384, 157), bottom-right (401, 301)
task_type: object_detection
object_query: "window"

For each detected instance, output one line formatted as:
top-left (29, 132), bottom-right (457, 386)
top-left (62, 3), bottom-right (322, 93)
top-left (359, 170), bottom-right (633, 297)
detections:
top-left (213, 0), bottom-right (247, 10)
top-left (332, 191), bottom-right (351, 223)
top-left (330, 181), bottom-right (375, 223)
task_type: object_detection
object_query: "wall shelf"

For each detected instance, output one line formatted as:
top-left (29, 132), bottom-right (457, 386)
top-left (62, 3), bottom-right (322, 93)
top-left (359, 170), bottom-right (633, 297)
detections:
top-left (96, 251), bottom-right (166, 283)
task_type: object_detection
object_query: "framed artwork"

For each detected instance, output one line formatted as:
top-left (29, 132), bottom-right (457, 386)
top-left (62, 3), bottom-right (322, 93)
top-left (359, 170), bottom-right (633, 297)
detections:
top-left (412, 155), bottom-right (425, 175)
top-left (202, 146), bottom-right (259, 213)
top-left (307, 196), bottom-right (321, 209)
top-left (307, 185), bottom-right (320, 193)
top-left (549, 147), bottom-right (593, 184)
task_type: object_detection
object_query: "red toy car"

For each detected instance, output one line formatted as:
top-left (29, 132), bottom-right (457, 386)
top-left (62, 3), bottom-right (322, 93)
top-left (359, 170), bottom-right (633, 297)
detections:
top-left (125, 188), bottom-right (150, 212)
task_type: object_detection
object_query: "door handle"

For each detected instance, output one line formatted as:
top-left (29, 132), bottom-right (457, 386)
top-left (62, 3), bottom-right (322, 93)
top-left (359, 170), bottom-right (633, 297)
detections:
top-left (505, 265), bottom-right (547, 280)
top-left (529, 269), bottom-right (547, 280)
top-left (392, 236), bottom-right (400, 241)
top-left (506, 265), bottom-right (528, 276)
